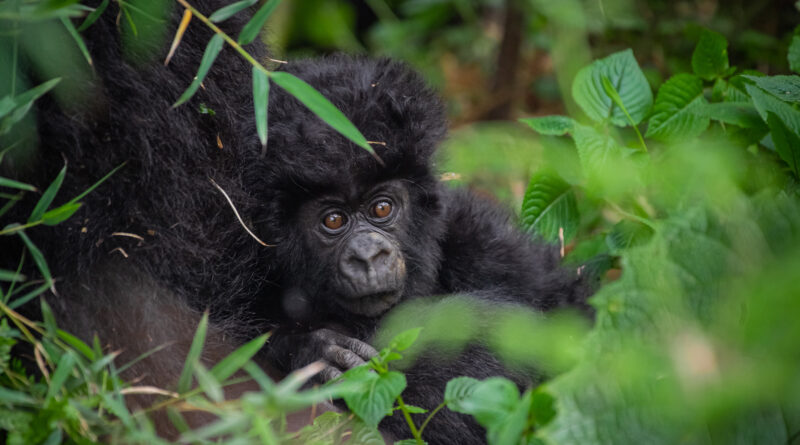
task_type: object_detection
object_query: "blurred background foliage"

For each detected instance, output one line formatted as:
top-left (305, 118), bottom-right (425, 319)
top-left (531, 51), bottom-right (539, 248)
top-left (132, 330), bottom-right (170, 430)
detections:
top-left (265, 0), bottom-right (800, 208)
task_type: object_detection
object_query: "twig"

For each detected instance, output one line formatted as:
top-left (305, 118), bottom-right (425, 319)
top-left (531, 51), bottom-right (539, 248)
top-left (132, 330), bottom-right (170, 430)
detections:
top-left (209, 178), bottom-right (272, 247)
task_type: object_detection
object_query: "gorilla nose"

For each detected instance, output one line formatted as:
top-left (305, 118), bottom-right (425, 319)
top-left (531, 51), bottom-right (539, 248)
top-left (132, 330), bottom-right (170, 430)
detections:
top-left (340, 232), bottom-right (398, 291)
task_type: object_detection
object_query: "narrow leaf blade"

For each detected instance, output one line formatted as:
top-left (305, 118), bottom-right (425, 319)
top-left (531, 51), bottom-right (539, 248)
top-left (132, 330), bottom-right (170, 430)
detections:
top-left (237, 0), bottom-right (281, 45)
top-left (29, 164), bottom-right (67, 223)
top-left (252, 66), bottom-right (269, 148)
top-left (173, 34), bottom-right (225, 107)
top-left (209, 0), bottom-right (258, 23)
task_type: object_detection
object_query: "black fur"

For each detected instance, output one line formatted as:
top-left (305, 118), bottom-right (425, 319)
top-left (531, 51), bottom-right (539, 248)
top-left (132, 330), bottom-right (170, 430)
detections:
top-left (1, 1), bottom-right (590, 443)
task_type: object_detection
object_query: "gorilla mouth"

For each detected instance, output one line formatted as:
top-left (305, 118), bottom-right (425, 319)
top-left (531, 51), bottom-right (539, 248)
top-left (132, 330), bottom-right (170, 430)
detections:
top-left (336, 290), bottom-right (402, 317)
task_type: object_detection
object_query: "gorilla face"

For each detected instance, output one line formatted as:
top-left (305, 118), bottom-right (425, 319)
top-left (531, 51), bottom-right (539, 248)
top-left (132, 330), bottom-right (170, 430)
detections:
top-left (296, 180), bottom-right (411, 317)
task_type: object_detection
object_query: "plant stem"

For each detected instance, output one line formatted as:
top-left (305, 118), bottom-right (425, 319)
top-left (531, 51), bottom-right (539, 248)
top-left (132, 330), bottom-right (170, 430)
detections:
top-left (396, 395), bottom-right (423, 444)
top-left (0, 220), bottom-right (41, 236)
top-left (418, 402), bottom-right (445, 436)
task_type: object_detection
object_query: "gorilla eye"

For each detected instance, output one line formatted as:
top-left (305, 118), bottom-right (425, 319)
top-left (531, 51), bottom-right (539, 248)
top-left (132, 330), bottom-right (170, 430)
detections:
top-left (372, 200), bottom-right (393, 219)
top-left (323, 212), bottom-right (346, 231)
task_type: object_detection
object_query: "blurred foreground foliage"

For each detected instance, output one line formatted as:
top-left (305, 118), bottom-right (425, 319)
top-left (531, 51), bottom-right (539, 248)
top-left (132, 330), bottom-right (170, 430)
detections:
top-left (1, 0), bottom-right (800, 444)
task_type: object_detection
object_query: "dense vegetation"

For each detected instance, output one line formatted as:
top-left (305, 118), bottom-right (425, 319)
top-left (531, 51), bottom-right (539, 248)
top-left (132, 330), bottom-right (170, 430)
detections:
top-left (1, 0), bottom-right (800, 444)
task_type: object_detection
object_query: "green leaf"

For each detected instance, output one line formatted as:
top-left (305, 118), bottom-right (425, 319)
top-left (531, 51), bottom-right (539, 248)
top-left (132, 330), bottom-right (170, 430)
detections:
top-left (645, 73), bottom-right (709, 141)
top-left (68, 161), bottom-right (126, 205)
top-left (403, 404), bottom-right (427, 414)
top-left (173, 34), bottom-right (225, 107)
top-left (530, 389), bottom-right (556, 427)
top-left (77, 0), bottom-right (109, 31)
top-left (178, 312), bottom-right (209, 393)
top-left (0, 177), bottom-right (36, 192)
top-left (8, 283), bottom-right (49, 309)
top-left (571, 124), bottom-right (622, 172)
top-left (60, 16), bottom-right (92, 67)
top-left (0, 387), bottom-right (36, 405)
top-left (46, 351), bottom-right (76, 400)
top-left (194, 363), bottom-right (223, 403)
top-left (520, 115), bottom-right (575, 136)
top-left (343, 370), bottom-right (406, 428)
top-left (252, 66), bottom-right (269, 149)
top-left (572, 49), bottom-right (653, 126)
top-left (209, 0), bottom-right (258, 22)
top-left (743, 75), bottom-right (800, 103)
top-left (0, 269), bottom-right (25, 282)
top-left (0, 79), bottom-right (61, 120)
top-left (444, 376), bottom-right (480, 410)
top-left (520, 170), bottom-right (579, 242)
top-left (488, 390), bottom-right (532, 445)
top-left (17, 231), bottom-right (52, 287)
top-left (691, 29), bottom-right (729, 80)
top-left (389, 327), bottom-right (422, 352)
top-left (237, 0), bottom-right (281, 45)
top-left (692, 102), bottom-right (765, 129)
top-left (41, 202), bottom-right (82, 225)
top-left (446, 377), bottom-right (519, 428)
top-left (270, 71), bottom-right (373, 154)
top-left (766, 112), bottom-right (800, 177)
top-left (788, 35), bottom-right (800, 74)
top-left (746, 83), bottom-right (800, 135)
top-left (606, 220), bottom-right (654, 253)
top-left (210, 333), bottom-right (269, 381)
top-left (29, 165), bottom-right (67, 223)
top-left (57, 329), bottom-right (95, 360)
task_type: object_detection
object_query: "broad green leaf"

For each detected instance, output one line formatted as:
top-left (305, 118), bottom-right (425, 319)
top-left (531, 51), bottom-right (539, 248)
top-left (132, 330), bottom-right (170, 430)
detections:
top-left (237, 0), bottom-right (281, 45)
top-left (210, 333), bottom-right (269, 381)
top-left (29, 165), bottom-right (67, 223)
top-left (178, 312), bottom-right (209, 393)
top-left (520, 115), bottom-right (575, 136)
top-left (42, 202), bottom-right (82, 226)
top-left (571, 123), bottom-right (621, 171)
top-left (17, 231), bottom-right (52, 287)
top-left (343, 370), bottom-right (406, 428)
top-left (746, 84), bottom-right (800, 135)
top-left (389, 327), bottom-right (422, 352)
top-left (488, 389), bottom-right (532, 445)
top-left (444, 376), bottom-right (480, 409)
top-left (691, 29), bottom-right (729, 80)
top-left (0, 269), bottom-right (24, 282)
top-left (209, 0), bottom-right (257, 22)
top-left (252, 67), bottom-right (269, 149)
top-left (60, 16), bottom-right (92, 66)
top-left (77, 0), bottom-right (109, 31)
top-left (0, 177), bottom-right (36, 192)
top-left (173, 34), bottom-right (225, 107)
top-left (572, 49), bottom-right (653, 126)
top-left (606, 220), bottom-right (655, 253)
top-left (742, 75), bottom-right (800, 103)
top-left (789, 35), bottom-right (800, 74)
top-left (520, 170), bottom-right (579, 242)
top-left (530, 389), bottom-right (556, 427)
top-left (46, 350), bottom-right (76, 400)
top-left (270, 71), bottom-right (372, 154)
top-left (446, 377), bottom-right (519, 428)
top-left (692, 102), bottom-right (765, 129)
top-left (766, 112), bottom-right (800, 177)
top-left (645, 73), bottom-right (709, 141)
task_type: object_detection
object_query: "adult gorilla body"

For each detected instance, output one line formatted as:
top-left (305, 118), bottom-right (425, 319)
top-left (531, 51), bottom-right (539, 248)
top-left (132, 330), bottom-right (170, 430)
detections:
top-left (1, 0), bottom-right (589, 443)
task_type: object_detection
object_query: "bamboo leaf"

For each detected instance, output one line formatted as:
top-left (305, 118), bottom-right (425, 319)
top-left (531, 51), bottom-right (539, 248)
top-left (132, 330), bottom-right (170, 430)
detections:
top-left (173, 34), bottom-right (225, 107)
top-left (209, 0), bottom-right (258, 23)
top-left (29, 164), bottom-right (67, 223)
top-left (42, 202), bottom-right (82, 226)
top-left (252, 66), bottom-right (269, 149)
top-left (77, 0), bottom-right (109, 32)
top-left (270, 71), bottom-right (372, 154)
top-left (60, 16), bottom-right (92, 66)
top-left (237, 0), bottom-right (281, 45)
top-left (178, 312), bottom-right (209, 393)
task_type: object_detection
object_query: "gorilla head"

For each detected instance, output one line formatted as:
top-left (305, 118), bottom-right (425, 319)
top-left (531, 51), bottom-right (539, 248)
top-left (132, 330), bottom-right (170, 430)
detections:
top-left (246, 56), bottom-right (449, 320)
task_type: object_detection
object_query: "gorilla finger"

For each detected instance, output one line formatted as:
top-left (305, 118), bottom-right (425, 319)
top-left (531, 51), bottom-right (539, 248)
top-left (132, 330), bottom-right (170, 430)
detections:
top-left (323, 344), bottom-right (366, 370)
top-left (339, 337), bottom-right (378, 360)
top-left (320, 364), bottom-right (343, 382)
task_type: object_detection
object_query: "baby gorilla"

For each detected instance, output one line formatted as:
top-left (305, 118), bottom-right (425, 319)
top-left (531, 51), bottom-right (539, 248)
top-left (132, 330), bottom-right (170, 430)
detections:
top-left (256, 56), bottom-right (590, 444)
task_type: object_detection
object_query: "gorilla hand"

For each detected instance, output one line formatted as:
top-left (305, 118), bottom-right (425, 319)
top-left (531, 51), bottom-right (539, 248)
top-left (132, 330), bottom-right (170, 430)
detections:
top-left (271, 328), bottom-right (378, 382)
